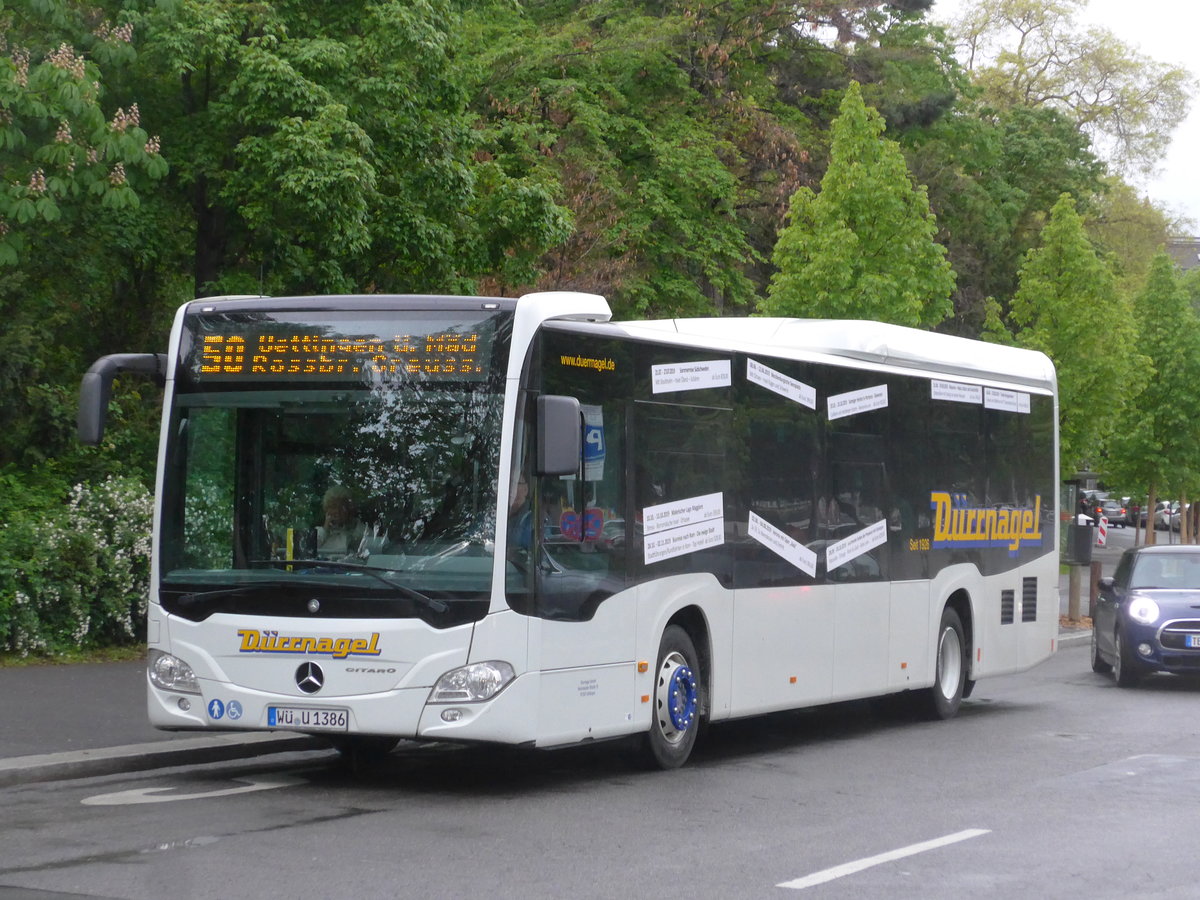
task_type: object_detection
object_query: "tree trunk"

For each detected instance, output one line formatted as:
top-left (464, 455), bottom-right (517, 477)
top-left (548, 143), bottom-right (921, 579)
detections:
top-left (1146, 485), bottom-right (1158, 546)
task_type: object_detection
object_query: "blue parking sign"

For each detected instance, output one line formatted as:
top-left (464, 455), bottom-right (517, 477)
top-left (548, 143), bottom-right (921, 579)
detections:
top-left (584, 424), bottom-right (605, 461)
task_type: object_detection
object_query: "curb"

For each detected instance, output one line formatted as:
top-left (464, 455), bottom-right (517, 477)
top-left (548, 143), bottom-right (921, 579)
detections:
top-left (0, 732), bottom-right (328, 789)
top-left (1057, 627), bottom-right (1091, 647)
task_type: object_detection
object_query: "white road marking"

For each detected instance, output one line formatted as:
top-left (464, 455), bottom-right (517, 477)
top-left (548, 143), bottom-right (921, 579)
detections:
top-left (777, 828), bottom-right (991, 890)
top-left (81, 773), bottom-right (304, 806)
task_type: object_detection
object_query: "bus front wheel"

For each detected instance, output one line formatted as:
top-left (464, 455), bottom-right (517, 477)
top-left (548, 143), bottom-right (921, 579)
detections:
top-left (642, 625), bottom-right (703, 769)
top-left (923, 607), bottom-right (967, 720)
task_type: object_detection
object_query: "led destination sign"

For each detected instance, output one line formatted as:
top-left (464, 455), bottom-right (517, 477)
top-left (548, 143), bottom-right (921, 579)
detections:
top-left (199, 332), bottom-right (485, 379)
top-left (184, 313), bottom-right (501, 383)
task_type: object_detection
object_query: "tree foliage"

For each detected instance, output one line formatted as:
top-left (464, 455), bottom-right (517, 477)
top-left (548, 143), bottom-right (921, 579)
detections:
top-left (1107, 253), bottom-right (1200, 535)
top-left (764, 81), bottom-right (954, 327)
top-left (1084, 177), bottom-right (1174, 296)
top-left (1008, 193), bottom-right (1144, 471)
top-left (0, 0), bottom-right (168, 266)
top-left (949, 0), bottom-right (1196, 175)
top-left (0, 0), bottom-right (173, 476)
top-left (461, 0), bottom-right (801, 316)
top-left (907, 103), bottom-right (1107, 334)
top-left (125, 0), bottom-right (571, 296)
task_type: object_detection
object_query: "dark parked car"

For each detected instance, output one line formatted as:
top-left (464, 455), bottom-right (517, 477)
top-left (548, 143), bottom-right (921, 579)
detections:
top-left (1092, 545), bottom-right (1200, 686)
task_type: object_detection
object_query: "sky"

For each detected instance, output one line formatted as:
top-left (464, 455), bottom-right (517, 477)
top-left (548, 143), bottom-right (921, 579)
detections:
top-left (929, 0), bottom-right (1200, 233)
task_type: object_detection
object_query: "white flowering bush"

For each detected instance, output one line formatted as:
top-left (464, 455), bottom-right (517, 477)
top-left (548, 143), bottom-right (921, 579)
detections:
top-left (0, 477), bottom-right (151, 656)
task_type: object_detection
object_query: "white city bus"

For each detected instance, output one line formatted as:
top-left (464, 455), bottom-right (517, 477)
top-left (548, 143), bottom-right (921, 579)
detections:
top-left (79, 291), bottom-right (1059, 768)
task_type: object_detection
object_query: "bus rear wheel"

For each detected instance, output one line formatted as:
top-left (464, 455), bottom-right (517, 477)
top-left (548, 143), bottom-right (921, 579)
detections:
top-left (923, 607), bottom-right (967, 720)
top-left (642, 625), bottom-right (703, 769)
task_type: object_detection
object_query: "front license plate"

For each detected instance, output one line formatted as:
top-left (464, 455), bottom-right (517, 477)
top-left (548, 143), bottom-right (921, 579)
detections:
top-left (1187, 635), bottom-right (1200, 649)
top-left (267, 706), bottom-right (349, 732)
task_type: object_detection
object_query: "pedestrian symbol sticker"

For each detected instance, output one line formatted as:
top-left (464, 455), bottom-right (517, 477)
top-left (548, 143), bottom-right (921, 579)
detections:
top-left (208, 699), bottom-right (225, 720)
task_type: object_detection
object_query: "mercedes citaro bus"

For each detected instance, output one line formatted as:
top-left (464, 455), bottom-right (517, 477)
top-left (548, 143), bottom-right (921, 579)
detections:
top-left (79, 291), bottom-right (1059, 768)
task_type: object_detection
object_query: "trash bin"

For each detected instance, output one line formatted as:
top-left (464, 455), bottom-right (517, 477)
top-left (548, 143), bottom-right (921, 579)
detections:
top-left (1065, 521), bottom-right (1093, 565)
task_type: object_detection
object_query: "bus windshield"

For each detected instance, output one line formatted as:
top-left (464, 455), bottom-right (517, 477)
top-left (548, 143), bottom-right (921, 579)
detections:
top-left (158, 307), bottom-right (510, 625)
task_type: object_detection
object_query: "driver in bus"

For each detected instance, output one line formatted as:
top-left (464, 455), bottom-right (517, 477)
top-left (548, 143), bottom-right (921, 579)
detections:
top-left (509, 475), bottom-right (533, 549)
top-left (316, 485), bottom-right (366, 558)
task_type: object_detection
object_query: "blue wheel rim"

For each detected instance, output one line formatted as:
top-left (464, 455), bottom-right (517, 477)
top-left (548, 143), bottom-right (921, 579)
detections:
top-left (667, 664), bottom-right (697, 732)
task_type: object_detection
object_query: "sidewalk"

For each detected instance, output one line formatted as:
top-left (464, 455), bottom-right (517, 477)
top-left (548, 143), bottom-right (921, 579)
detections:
top-left (0, 659), bottom-right (324, 788)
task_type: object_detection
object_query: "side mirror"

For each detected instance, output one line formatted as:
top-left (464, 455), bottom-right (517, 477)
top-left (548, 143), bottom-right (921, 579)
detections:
top-left (536, 395), bottom-right (581, 476)
top-left (77, 353), bottom-right (167, 445)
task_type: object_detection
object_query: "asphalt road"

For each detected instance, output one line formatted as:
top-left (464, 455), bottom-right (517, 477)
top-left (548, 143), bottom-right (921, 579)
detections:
top-left (3, 637), bottom-right (1199, 900)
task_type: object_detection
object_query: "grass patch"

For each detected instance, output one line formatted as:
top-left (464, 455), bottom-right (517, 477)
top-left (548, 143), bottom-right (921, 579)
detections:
top-left (0, 645), bottom-right (146, 668)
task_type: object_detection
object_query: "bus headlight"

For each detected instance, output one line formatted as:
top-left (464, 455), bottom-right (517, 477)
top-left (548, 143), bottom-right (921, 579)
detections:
top-left (148, 649), bottom-right (201, 694)
top-left (429, 661), bottom-right (515, 703)
top-left (1128, 597), bottom-right (1160, 625)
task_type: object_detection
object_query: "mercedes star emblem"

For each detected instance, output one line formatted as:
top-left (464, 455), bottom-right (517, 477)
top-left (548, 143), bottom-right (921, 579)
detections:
top-left (295, 661), bottom-right (324, 694)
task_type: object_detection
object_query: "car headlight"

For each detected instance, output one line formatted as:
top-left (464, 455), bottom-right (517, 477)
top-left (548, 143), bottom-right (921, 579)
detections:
top-left (1128, 597), bottom-right (1160, 625)
top-left (148, 649), bottom-right (201, 694)
top-left (429, 661), bottom-right (515, 703)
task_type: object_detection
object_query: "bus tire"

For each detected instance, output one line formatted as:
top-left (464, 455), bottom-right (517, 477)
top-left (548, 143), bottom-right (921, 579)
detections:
top-left (642, 625), bottom-right (703, 769)
top-left (922, 607), bottom-right (967, 720)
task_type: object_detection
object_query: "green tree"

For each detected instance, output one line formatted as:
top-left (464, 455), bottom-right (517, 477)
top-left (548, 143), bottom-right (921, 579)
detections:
top-left (1183, 265), bottom-right (1200, 317)
top-left (1107, 253), bottom-right (1200, 543)
top-left (463, 0), bottom-right (784, 316)
top-left (949, 0), bottom-right (1195, 175)
top-left (763, 81), bottom-right (954, 327)
top-left (907, 104), bottom-right (1107, 334)
top-left (1085, 178), bottom-right (1173, 298)
top-left (1008, 193), bottom-right (1143, 472)
top-left (127, 0), bottom-right (569, 295)
top-left (0, 0), bottom-right (168, 266)
top-left (0, 1), bottom-right (172, 475)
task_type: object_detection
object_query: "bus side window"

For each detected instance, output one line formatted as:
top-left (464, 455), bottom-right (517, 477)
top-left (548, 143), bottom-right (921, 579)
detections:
top-left (632, 401), bottom-right (733, 584)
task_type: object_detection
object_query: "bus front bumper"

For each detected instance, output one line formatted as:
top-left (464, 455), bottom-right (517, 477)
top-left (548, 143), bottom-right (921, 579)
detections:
top-left (147, 670), bottom-right (541, 746)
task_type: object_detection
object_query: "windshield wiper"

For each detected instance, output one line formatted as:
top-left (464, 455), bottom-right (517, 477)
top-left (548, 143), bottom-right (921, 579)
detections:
top-left (250, 559), bottom-right (449, 613)
top-left (175, 582), bottom-right (285, 608)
